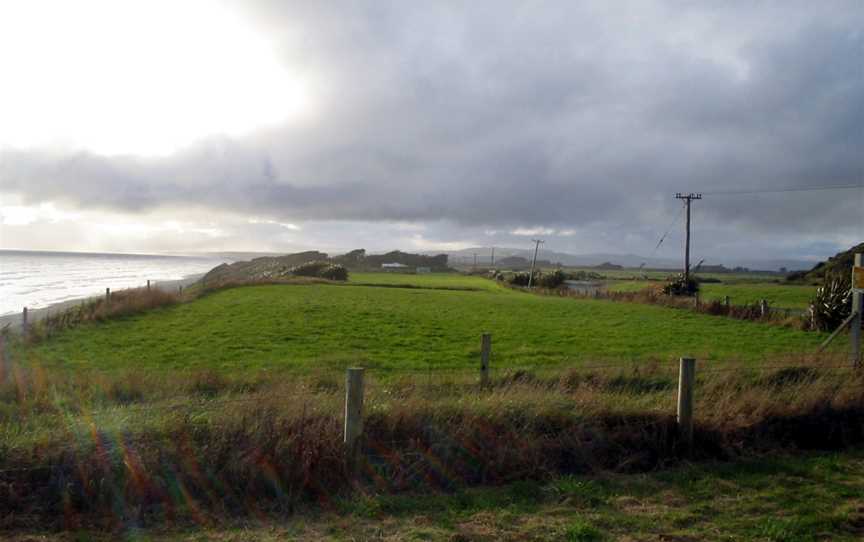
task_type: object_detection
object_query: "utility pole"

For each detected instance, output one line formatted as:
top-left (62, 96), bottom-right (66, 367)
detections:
top-left (490, 247), bottom-right (495, 267)
top-left (527, 239), bottom-right (544, 288)
top-left (852, 253), bottom-right (862, 367)
top-left (675, 193), bottom-right (702, 281)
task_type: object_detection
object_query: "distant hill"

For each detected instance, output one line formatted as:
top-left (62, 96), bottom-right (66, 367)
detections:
top-left (202, 251), bottom-right (329, 283)
top-left (358, 250), bottom-right (449, 271)
top-left (436, 247), bottom-right (813, 272)
top-left (494, 255), bottom-right (556, 269)
top-left (788, 242), bottom-right (864, 283)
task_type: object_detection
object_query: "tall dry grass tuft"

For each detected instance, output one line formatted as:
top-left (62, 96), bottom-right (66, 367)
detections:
top-left (26, 287), bottom-right (180, 343)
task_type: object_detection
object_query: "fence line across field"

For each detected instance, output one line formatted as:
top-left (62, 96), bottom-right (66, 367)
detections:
top-left (2, 364), bottom-right (863, 481)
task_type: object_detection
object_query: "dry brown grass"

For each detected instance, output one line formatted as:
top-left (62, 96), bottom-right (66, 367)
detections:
top-left (0, 354), bottom-right (862, 529)
top-left (26, 287), bottom-right (181, 343)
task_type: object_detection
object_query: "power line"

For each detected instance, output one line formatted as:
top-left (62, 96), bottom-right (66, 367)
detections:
top-left (701, 183), bottom-right (864, 196)
top-left (649, 203), bottom-right (685, 259)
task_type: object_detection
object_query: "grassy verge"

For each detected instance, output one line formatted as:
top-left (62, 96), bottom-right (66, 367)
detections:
top-left (139, 449), bottom-right (862, 542)
top-left (5, 450), bottom-right (864, 540)
top-left (0, 356), bottom-right (862, 531)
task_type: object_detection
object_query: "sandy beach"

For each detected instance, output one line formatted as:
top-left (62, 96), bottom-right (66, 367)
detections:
top-left (0, 273), bottom-right (204, 333)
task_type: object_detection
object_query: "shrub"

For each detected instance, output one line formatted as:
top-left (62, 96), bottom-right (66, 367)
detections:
top-left (289, 261), bottom-right (349, 281)
top-left (807, 276), bottom-right (852, 332)
top-left (507, 269), bottom-right (566, 288)
top-left (319, 264), bottom-right (349, 281)
top-left (508, 271), bottom-right (535, 287)
top-left (537, 269), bottom-right (568, 289)
top-left (662, 273), bottom-right (699, 296)
top-left (289, 261), bottom-right (331, 277)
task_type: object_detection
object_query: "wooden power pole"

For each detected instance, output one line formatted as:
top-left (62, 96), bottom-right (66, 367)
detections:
top-left (527, 239), bottom-right (544, 288)
top-left (675, 193), bottom-right (702, 281)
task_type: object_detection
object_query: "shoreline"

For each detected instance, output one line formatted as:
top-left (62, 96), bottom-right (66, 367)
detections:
top-left (0, 273), bottom-right (205, 332)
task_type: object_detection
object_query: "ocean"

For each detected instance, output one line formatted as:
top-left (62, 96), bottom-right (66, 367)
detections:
top-left (0, 250), bottom-right (226, 317)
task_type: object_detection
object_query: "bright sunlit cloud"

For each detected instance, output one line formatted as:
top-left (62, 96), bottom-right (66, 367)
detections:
top-left (247, 217), bottom-right (301, 231)
top-left (0, 0), bottom-right (311, 156)
top-left (0, 200), bottom-right (80, 226)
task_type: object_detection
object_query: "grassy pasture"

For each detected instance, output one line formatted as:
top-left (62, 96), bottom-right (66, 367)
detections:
top-left (350, 271), bottom-right (502, 291)
top-left (561, 267), bottom-right (776, 282)
top-left (607, 279), bottom-right (817, 309)
top-left (27, 274), bottom-right (827, 372)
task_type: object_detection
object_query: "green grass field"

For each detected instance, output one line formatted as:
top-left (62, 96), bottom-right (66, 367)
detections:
top-left (561, 267), bottom-right (778, 282)
top-left (607, 279), bottom-right (817, 309)
top-left (28, 273), bottom-right (827, 372)
top-left (350, 271), bottom-right (502, 291)
top-left (699, 282), bottom-right (816, 309)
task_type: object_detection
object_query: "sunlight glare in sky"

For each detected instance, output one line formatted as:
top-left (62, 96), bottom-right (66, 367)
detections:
top-left (0, 0), bottom-right (310, 156)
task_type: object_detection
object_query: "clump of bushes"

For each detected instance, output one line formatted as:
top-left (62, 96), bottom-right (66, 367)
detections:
top-left (507, 269), bottom-right (567, 289)
top-left (508, 271), bottom-right (535, 287)
top-left (662, 273), bottom-right (699, 296)
top-left (288, 261), bottom-right (349, 281)
top-left (538, 269), bottom-right (568, 289)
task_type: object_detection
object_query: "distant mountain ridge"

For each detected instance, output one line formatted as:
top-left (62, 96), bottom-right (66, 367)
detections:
top-left (433, 247), bottom-right (815, 272)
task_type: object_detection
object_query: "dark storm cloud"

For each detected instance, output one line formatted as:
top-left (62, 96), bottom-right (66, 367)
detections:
top-left (1, 0), bottom-right (862, 255)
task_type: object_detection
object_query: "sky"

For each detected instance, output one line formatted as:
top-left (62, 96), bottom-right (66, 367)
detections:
top-left (0, 0), bottom-right (862, 264)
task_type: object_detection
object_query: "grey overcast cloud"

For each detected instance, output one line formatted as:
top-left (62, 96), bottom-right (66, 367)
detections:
top-left (0, 0), bottom-right (862, 264)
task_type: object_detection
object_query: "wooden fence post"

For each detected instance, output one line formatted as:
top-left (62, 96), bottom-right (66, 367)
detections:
top-left (677, 357), bottom-right (696, 448)
top-left (21, 307), bottom-right (28, 340)
top-left (852, 254), bottom-right (862, 367)
top-left (344, 368), bottom-right (365, 472)
top-left (480, 333), bottom-right (492, 386)
top-left (759, 299), bottom-right (769, 318)
top-left (147, 280), bottom-right (151, 291)
top-left (105, 288), bottom-right (111, 308)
